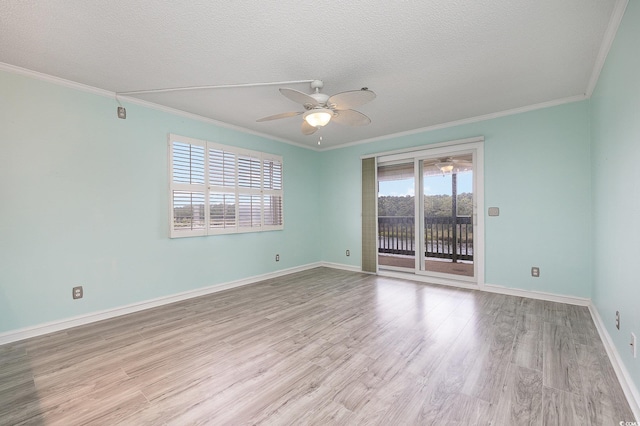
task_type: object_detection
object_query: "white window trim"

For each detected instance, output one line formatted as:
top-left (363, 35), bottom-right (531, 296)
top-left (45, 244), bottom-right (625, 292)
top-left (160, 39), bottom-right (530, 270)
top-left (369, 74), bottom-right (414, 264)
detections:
top-left (169, 134), bottom-right (284, 238)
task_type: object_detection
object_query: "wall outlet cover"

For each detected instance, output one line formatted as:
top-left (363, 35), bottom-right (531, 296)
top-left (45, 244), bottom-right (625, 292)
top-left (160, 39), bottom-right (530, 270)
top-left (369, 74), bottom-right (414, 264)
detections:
top-left (72, 286), bottom-right (83, 299)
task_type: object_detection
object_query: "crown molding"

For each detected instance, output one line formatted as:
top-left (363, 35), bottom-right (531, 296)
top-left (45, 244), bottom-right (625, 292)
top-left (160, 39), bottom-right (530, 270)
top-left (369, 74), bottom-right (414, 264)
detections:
top-left (586, 0), bottom-right (629, 97)
top-left (0, 62), bottom-right (318, 152)
top-left (320, 94), bottom-right (587, 151)
top-left (0, 62), bottom-right (114, 97)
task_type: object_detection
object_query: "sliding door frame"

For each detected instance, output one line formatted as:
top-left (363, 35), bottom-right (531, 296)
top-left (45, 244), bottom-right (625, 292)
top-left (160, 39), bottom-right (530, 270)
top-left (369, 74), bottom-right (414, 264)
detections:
top-left (366, 136), bottom-right (485, 288)
top-left (416, 147), bottom-right (478, 283)
top-left (376, 159), bottom-right (418, 273)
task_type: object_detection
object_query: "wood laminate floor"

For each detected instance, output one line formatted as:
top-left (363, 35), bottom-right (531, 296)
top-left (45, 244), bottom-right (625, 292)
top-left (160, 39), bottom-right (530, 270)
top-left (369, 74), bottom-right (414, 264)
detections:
top-left (0, 268), bottom-right (635, 425)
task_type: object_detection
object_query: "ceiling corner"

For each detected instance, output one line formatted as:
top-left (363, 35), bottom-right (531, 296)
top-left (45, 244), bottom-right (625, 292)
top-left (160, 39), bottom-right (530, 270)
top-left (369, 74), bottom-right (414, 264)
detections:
top-left (585, 0), bottom-right (629, 97)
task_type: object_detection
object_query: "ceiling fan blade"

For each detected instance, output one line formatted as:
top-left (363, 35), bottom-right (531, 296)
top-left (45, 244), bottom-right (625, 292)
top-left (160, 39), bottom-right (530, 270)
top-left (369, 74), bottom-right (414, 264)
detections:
top-left (301, 120), bottom-right (318, 135)
top-left (280, 88), bottom-right (319, 107)
top-left (256, 111), bottom-right (303, 122)
top-left (331, 109), bottom-right (371, 126)
top-left (327, 89), bottom-right (376, 110)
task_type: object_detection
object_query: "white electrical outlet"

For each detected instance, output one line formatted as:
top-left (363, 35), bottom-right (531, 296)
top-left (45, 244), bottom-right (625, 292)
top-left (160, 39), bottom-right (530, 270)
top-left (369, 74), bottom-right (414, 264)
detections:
top-left (631, 333), bottom-right (636, 358)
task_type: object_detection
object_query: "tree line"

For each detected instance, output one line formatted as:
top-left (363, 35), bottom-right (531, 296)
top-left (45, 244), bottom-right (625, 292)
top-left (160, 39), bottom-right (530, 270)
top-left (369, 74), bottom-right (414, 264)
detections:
top-left (378, 193), bottom-right (473, 217)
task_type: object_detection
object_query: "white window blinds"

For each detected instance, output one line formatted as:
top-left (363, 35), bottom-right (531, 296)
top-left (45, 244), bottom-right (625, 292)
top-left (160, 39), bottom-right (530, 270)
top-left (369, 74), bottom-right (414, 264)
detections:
top-left (209, 147), bottom-right (237, 230)
top-left (169, 134), bottom-right (284, 238)
top-left (262, 158), bottom-right (283, 226)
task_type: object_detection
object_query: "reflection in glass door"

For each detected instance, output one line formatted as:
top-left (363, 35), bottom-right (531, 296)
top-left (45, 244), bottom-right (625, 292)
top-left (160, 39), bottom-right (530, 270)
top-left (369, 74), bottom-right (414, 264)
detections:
top-left (377, 162), bottom-right (416, 271)
top-left (420, 154), bottom-right (474, 278)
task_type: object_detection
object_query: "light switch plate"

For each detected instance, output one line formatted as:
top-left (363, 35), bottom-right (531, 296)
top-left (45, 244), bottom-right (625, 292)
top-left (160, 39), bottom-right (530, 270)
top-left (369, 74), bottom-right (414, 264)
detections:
top-left (488, 207), bottom-right (500, 216)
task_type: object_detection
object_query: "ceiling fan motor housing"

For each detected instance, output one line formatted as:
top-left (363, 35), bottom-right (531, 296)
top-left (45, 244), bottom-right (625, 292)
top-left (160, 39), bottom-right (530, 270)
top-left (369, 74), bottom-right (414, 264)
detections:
top-left (309, 92), bottom-right (329, 107)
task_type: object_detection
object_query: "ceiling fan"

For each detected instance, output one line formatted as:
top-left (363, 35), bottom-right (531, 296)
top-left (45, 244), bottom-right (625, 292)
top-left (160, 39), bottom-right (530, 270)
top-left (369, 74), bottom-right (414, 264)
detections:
top-left (257, 80), bottom-right (376, 135)
top-left (424, 156), bottom-right (473, 174)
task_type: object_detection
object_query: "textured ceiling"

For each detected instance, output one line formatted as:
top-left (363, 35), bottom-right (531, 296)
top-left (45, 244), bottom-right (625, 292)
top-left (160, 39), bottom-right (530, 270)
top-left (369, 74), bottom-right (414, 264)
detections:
top-left (0, 0), bottom-right (622, 149)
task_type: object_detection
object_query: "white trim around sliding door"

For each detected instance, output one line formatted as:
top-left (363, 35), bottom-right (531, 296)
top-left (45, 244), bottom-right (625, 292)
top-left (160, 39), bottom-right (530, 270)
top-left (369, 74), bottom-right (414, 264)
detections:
top-left (362, 136), bottom-right (484, 161)
top-left (375, 137), bottom-right (485, 287)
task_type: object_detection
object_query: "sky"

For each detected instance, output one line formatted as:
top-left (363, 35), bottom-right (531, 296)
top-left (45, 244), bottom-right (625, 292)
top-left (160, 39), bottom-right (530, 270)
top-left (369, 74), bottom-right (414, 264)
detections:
top-left (379, 171), bottom-right (472, 197)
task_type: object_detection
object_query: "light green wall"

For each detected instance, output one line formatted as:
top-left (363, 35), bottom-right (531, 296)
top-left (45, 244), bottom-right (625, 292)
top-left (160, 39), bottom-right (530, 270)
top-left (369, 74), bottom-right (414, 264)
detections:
top-left (0, 70), bottom-right (321, 333)
top-left (320, 101), bottom-right (592, 297)
top-left (590, 0), bottom-right (640, 389)
top-left (3, 3), bottom-right (637, 403)
top-left (2, 30), bottom-right (630, 346)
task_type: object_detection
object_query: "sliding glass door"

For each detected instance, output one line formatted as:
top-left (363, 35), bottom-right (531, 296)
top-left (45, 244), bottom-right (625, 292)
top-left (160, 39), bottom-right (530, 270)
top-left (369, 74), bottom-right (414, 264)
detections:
top-left (377, 162), bottom-right (416, 272)
top-left (376, 141), bottom-right (482, 284)
top-left (419, 153), bottom-right (475, 280)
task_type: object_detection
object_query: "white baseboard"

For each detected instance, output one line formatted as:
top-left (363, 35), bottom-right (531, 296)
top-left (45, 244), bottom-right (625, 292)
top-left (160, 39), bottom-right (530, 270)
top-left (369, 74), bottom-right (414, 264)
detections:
top-left (375, 271), bottom-right (590, 307)
top-left (482, 283), bottom-right (591, 306)
top-left (0, 262), bottom-right (323, 346)
top-left (589, 303), bottom-right (640, 421)
top-left (319, 261), bottom-right (363, 273)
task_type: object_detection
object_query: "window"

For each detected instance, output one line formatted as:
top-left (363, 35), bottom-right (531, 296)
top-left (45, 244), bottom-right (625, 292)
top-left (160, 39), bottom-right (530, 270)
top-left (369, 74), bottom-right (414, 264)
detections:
top-left (169, 134), bottom-right (283, 238)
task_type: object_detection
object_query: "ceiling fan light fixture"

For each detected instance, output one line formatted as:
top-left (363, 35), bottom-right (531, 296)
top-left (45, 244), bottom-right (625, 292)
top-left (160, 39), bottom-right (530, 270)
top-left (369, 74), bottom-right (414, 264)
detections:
top-left (303, 108), bottom-right (333, 127)
top-left (435, 162), bottom-right (455, 173)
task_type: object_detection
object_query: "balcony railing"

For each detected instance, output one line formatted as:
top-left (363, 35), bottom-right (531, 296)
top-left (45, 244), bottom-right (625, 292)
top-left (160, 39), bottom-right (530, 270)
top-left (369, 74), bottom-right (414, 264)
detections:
top-left (378, 216), bottom-right (473, 262)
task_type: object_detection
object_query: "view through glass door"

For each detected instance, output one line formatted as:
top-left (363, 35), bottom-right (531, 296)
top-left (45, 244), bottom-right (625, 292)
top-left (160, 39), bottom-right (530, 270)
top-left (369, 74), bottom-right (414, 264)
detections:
top-left (377, 149), bottom-right (478, 282)
top-left (377, 162), bottom-right (416, 271)
top-left (419, 153), bottom-right (474, 279)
